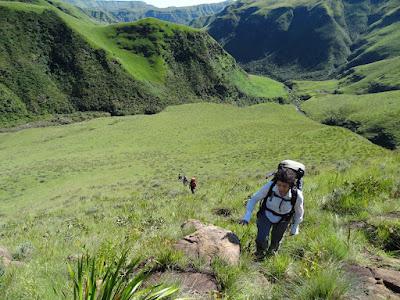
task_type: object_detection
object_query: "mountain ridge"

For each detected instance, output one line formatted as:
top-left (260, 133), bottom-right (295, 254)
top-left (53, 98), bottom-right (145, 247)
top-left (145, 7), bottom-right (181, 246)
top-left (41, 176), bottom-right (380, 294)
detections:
top-left (207, 0), bottom-right (400, 81)
top-left (0, 0), bottom-right (286, 127)
top-left (63, 0), bottom-right (234, 25)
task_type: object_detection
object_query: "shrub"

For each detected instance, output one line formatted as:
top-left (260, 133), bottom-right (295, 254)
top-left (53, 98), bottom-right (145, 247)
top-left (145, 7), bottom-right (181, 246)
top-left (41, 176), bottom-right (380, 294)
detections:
top-left (322, 176), bottom-right (392, 215)
top-left (12, 242), bottom-right (34, 261)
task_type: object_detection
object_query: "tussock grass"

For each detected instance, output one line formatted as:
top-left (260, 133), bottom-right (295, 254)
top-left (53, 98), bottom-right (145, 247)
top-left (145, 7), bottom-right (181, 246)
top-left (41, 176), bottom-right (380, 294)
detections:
top-left (294, 264), bottom-right (350, 300)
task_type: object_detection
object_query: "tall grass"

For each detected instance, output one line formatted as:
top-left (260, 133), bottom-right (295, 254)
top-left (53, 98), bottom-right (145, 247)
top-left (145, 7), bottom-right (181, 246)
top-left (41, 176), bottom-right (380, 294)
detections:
top-left (0, 102), bottom-right (398, 298)
top-left (66, 251), bottom-right (178, 300)
top-left (294, 264), bottom-right (349, 300)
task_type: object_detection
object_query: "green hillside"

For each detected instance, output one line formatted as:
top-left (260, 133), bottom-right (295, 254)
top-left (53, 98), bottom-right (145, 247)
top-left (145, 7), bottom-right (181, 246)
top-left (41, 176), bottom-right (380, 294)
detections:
top-left (1, 102), bottom-right (399, 299)
top-left (202, 0), bottom-right (397, 151)
top-left (0, 0), bottom-right (287, 128)
top-left (1, 0), bottom-right (400, 299)
top-left (347, 5), bottom-right (400, 68)
top-left (301, 91), bottom-right (400, 149)
top-left (207, 0), bottom-right (400, 81)
top-left (339, 56), bottom-right (400, 94)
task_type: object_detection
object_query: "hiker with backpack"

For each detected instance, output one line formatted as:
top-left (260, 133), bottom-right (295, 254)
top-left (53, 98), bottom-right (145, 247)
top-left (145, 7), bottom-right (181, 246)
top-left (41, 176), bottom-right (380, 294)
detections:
top-left (190, 177), bottom-right (197, 194)
top-left (239, 160), bottom-right (305, 259)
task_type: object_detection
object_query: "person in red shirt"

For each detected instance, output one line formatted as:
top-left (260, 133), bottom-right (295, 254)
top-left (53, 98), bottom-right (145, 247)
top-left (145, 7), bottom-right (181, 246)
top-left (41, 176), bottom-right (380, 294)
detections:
top-left (190, 177), bottom-right (197, 194)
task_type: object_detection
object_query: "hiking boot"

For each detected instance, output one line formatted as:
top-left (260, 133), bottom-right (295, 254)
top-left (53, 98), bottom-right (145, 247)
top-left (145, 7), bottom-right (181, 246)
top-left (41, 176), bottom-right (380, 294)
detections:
top-left (254, 250), bottom-right (266, 261)
top-left (265, 249), bottom-right (278, 258)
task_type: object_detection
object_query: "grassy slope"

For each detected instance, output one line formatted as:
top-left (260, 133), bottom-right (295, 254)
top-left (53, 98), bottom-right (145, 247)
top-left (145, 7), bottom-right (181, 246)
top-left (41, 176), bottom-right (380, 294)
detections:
top-left (0, 1), bottom-right (165, 127)
top-left (232, 73), bottom-right (287, 99)
top-left (291, 80), bottom-right (339, 98)
top-left (301, 91), bottom-right (400, 149)
top-left (55, 1), bottom-right (287, 96)
top-left (339, 56), bottom-right (400, 94)
top-left (1, 102), bottom-right (399, 299)
top-left (0, 0), bottom-right (287, 128)
top-left (61, 13), bottom-right (194, 83)
top-left (347, 6), bottom-right (400, 68)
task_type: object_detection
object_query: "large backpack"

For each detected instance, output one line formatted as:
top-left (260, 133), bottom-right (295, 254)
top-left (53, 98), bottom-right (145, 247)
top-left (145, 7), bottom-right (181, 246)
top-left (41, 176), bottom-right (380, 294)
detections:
top-left (266, 160), bottom-right (305, 190)
top-left (258, 160), bottom-right (305, 222)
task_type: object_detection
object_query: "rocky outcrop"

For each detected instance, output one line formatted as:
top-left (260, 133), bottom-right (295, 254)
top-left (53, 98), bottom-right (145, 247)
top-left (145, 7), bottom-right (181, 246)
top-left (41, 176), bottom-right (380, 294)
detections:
top-left (147, 270), bottom-right (219, 299)
top-left (344, 264), bottom-right (400, 299)
top-left (175, 219), bottom-right (240, 266)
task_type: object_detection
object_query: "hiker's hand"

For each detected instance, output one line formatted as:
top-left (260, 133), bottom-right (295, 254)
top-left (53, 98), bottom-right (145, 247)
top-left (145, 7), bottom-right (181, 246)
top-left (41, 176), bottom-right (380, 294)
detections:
top-left (239, 219), bottom-right (249, 226)
top-left (290, 225), bottom-right (299, 236)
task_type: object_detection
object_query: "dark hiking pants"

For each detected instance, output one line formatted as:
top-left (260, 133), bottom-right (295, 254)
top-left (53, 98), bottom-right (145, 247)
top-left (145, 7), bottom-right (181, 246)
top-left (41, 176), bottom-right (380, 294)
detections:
top-left (256, 212), bottom-right (290, 254)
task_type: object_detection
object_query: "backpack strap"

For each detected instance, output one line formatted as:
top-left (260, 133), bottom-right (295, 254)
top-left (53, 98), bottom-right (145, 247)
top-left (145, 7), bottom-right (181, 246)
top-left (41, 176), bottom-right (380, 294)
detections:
top-left (258, 181), bottom-right (276, 215)
top-left (289, 187), bottom-right (298, 218)
top-left (258, 183), bottom-right (298, 222)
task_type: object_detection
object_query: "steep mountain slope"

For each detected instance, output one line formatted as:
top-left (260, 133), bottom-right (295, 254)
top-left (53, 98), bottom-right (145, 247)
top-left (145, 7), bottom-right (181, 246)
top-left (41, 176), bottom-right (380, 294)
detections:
top-left (63, 0), bottom-right (233, 25)
top-left (1, 102), bottom-right (399, 299)
top-left (204, 0), bottom-right (400, 149)
top-left (0, 0), bottom-right (286, 127)
top-left (207, 0), bottom-right (400, 81)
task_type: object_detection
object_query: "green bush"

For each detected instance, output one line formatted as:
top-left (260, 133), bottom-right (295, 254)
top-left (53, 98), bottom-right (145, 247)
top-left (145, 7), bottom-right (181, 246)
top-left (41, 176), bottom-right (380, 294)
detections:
top-left (12, 242), bottom-right (34, 261)
top-left (322, 175), bottom-right (392, 215)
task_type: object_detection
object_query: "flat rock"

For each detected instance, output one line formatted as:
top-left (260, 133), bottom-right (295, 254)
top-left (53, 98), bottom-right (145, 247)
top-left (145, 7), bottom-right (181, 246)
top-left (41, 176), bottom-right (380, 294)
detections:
top-left (373, 268), bottom-right (400, 294)
top-left (344, 264), bottom-right (400, 299)
top-left (175, 219), bottom-right (240, 266)
top-left (148, 271), bottom-right (218, 299)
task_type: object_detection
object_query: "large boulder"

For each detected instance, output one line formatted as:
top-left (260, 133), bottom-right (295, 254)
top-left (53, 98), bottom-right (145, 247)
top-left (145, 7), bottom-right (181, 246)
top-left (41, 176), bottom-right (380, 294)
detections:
top-left (344, 264), bottom-right (400, 299)
top-left (175, 220), bottom-right (240, 266)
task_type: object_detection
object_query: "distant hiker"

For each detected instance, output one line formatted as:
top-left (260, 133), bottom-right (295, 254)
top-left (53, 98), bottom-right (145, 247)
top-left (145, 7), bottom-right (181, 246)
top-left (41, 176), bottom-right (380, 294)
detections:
top-left (239, 160), bottom-right (305, 259)
top-left (190, 177), bottom-right (197, 194)
top-left (178, 174), bottom-right (182, 181)
top-left (182, 176), bottom-right (188, 186)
